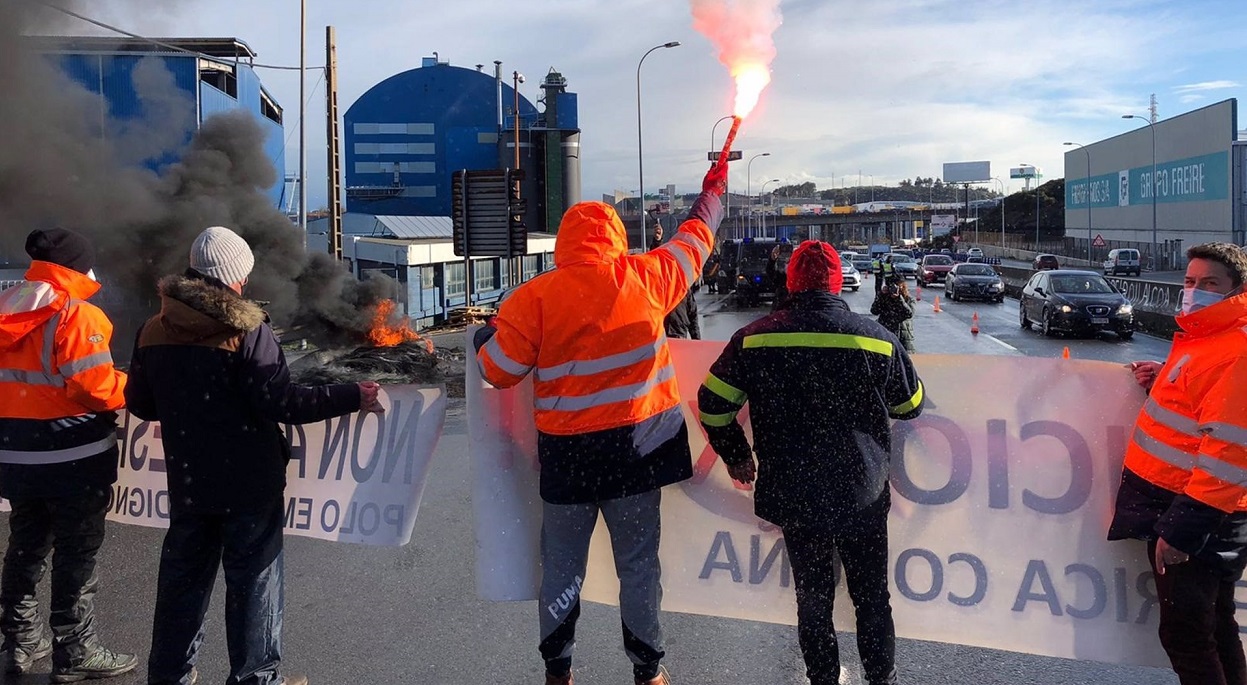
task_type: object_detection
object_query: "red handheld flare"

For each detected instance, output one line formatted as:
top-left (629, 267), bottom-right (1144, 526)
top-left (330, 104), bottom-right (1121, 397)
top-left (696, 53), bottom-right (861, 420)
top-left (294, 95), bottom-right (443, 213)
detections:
top-left (716, 116), bottom-right (742, 167)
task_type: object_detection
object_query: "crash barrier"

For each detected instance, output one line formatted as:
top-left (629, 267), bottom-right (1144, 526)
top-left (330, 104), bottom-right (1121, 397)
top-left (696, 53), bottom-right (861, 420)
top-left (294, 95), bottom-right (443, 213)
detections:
top-left (0, 385), bottom-right (447, 546)
top-left (995, 266), bottom-right (1180, 338)
top-left (470, 339), bottom-right (1213, 668)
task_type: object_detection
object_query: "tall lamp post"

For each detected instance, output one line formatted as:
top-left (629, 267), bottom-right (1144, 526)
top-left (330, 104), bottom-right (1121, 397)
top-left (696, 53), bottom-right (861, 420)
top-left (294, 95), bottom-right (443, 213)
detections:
top-left (1020, 162), bottom-right (1040, 250)
top-left (761, 178), bottom-right (780, 236)
top-left (747, 152), bottom-right (771, 235)
top-left (992, 178), bottom-right (1005, 249)
top-left (635, 40), bottom-right (681, 250)
top-left (1064, 142), bottom-right (1093, 264)
top-left (1122, 114), bottom-right (1158, 270)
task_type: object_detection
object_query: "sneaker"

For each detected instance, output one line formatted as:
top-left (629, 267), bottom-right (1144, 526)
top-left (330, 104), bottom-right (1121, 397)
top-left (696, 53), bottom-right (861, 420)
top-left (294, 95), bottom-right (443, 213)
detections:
top-left (3, 634), bottom-right (53, 674)
top-left (278, 676), bottom-right (310, 685)
top-left (636, 665), bottom-right (671, 685)
top-left (49, 647), bottom-right (139, 682)
top-left (545, 672), bottom-right (573, 685)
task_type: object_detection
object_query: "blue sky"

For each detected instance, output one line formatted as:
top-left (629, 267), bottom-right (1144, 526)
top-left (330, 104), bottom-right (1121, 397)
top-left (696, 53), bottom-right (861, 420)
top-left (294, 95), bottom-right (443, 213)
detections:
top-left (78, 0), bottom-right (1247, 207)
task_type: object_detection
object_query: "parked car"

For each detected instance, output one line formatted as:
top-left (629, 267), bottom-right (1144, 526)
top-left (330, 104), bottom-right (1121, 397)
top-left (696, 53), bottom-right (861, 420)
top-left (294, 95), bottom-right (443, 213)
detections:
top-left (946, 263), bottom-right (1006, 303)
top-left (919, 255), bottom-right (955, 284)
top-left (1018, 269), bottom-right (1134, 339)
top-left (1102, 248), bottom-right (1141, 277)
top-left (888, 253), bottom-right (919, 279)
top-left (840, 263), bottom-right (861, 292)
top-left (1033, 254), bottom-right (1061, 271)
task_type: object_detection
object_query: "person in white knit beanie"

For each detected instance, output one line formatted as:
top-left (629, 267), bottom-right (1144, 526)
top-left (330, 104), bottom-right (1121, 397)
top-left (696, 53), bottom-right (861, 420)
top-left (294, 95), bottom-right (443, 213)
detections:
top-left (188, 226), bottom-right (255, 291)
top-left (126, 224), bottom-right (382, 685)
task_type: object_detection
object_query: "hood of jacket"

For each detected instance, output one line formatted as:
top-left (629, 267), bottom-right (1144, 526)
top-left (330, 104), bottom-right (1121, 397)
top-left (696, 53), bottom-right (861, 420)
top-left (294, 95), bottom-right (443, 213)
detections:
top-left (157, 274), bottom-right (267, 344)
top-left (0, 261), bottom-right (101, 348)
top-left (554, 201), bottom-right (628, 267)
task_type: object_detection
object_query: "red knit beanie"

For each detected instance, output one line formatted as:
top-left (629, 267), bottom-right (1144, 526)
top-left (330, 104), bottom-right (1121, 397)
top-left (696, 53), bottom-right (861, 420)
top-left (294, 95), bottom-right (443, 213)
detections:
top-left (786, 240), bottom-right (843, 294)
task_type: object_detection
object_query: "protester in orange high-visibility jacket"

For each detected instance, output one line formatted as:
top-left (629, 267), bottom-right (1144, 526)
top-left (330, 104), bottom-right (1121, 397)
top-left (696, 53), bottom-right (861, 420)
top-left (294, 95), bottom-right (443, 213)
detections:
top-left (1110, 242), bottom-right (1247, 685)
top-left (0, 229), bottom-right (137, 681)
top-left (474, 163), bottom-right (725, 685)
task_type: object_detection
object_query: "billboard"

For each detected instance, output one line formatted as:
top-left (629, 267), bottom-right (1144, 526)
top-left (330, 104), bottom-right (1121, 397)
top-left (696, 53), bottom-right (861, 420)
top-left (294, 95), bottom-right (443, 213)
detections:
top-left (1063, 98), bottom-right (1238, 250)
top-left (1010, 166), bottom-right (1040, 179)
top-left (931, 214), bottom-right (956, 236)
top-left (942, 161), bottom-right (991, 183)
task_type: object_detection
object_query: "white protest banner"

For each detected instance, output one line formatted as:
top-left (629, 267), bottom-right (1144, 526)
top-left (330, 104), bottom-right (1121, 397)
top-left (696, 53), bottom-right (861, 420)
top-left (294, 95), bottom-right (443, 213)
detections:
top-left (470, 338), bottom-right (1220, 668)
top-left (104, 384), bottom-right (445, 546)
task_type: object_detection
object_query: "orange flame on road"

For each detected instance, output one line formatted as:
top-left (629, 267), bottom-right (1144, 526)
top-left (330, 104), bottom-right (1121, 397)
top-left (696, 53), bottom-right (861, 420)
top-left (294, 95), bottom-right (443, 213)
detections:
top-left (367, 300), bottom-right (431, 352)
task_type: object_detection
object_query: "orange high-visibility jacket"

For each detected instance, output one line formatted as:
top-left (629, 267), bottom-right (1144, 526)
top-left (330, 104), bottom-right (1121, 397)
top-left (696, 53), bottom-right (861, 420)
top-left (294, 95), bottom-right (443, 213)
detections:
top-left (477, 200), bottom-right (715, 436)
top-left (1121, 290), bottom-right (1247, 547)
top-left (0, 261), bottom-right (126, 464)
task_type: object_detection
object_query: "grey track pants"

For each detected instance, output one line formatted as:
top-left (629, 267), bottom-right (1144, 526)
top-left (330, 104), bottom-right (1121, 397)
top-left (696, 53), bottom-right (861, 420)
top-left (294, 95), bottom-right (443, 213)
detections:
top-left (538, 489), bottom-right (664, 678)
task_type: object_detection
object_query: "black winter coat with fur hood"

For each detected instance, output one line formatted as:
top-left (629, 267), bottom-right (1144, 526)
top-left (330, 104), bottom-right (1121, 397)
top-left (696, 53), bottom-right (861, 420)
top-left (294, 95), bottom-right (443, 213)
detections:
top-left (125, 272), bottom-right (361, 514)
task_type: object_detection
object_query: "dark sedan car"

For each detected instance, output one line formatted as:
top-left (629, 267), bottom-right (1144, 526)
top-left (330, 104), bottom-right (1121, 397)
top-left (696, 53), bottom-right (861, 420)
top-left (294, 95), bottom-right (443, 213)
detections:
top-left (946, 263), bottom-right (1005, 302)
top-left (1019, 270), bottom-right (1135, 339)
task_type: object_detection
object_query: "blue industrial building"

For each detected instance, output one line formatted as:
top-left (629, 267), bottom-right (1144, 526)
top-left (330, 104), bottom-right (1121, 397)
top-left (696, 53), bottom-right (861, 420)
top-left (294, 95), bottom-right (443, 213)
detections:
top-left (344, 55), bottom-right (581, 231)
top-left (32, 36), bottom-right (287, 208)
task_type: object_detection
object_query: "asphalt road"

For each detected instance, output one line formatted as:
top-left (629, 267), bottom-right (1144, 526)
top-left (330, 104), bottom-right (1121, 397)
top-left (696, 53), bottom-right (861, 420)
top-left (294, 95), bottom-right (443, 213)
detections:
top-left (0, 283), bottom-right (1179, 685)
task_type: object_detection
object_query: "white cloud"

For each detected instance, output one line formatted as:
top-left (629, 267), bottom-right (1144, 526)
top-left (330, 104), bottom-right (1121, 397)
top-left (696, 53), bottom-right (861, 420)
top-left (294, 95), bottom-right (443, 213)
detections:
top-left (70, 0), bottom-right (1247, 206)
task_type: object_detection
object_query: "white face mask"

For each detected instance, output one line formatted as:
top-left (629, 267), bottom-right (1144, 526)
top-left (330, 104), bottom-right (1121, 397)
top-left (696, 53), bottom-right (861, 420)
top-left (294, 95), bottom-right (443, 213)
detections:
top-left (1181, 286), bottom-right (1238, 315)
top-left (86, 269), bottom-right (98, 282)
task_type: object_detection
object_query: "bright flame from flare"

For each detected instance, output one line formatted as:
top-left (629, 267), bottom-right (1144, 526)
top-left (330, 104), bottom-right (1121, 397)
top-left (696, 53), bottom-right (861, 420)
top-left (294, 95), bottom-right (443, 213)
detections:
top-left (732, 62), bottom-right (771, 118)
top-left (367, 299), bottom-right (430, 351)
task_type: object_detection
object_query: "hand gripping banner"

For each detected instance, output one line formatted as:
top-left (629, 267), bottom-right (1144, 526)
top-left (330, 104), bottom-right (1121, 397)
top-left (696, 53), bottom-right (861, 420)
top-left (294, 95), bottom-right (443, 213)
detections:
top-left (469, 337), bottom-right (1240, 668)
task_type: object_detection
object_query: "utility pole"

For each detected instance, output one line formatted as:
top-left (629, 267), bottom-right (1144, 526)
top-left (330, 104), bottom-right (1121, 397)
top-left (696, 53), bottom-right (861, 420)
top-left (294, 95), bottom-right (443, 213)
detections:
top-left (325, 26), bottom-right (343, 261)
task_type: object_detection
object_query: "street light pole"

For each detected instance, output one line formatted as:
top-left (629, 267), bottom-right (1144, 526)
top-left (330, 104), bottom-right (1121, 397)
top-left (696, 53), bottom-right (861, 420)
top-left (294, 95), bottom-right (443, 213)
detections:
top-left (761, 178), bottom-right (780, 237)
top-left (636, 40), bottom-right (681, 251)
top-left (1123, 115), bottom-right (1158, 270)
top-left (298, 0), bottom-right (306, 245)
top-left (1064, 142), bottom-right (1093, 264)
top-left (1020, 162), bottom-right (1040, 251)
top-left (747, 152), bottom-right (770, 236)
top-left (992, 178), bottom-right (1005, 249)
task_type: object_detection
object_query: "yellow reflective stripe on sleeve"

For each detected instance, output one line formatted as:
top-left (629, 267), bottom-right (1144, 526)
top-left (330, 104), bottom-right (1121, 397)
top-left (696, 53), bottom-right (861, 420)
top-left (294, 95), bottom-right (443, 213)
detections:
top-left (699, 410), bottom-right (738, 427)
top-left (742, 332), bottom-right (893, 357)
top-left (891, 381), bottom-right (924, 415)
top-left (703, 373), bottom-right (746, 406)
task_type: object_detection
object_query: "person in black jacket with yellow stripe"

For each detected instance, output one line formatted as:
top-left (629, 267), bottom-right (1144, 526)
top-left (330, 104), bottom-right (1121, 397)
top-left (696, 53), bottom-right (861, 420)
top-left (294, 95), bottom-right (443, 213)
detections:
top-left (697, 240), bottom-right (925, 685)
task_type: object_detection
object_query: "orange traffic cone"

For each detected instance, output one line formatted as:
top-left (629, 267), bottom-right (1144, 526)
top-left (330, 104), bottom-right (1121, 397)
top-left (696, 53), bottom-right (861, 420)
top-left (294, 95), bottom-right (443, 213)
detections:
top-left (970, 312), bottom-right (980, 335)
top-left (1062, 346), bottom-right (1071, 359)
top-left (932, 296), bottom-right (942, 313)
top-left (915, 285), bottom-right (923, 301)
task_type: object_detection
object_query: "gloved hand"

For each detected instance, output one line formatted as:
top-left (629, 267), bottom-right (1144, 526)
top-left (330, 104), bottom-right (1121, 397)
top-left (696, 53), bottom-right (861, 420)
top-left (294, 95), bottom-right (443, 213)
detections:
top-left (702, 161), bottom-right (728, 196)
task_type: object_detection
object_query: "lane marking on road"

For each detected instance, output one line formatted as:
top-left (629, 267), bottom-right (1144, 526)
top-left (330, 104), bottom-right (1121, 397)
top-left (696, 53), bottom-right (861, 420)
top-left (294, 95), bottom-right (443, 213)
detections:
top-left (985, 335), bottom-right (1018, 352)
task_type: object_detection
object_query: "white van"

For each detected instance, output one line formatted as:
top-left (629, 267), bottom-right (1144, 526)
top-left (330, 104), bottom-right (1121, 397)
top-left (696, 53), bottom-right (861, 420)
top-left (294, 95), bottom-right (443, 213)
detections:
top-left (1102, 248), bottom-right (1141, 277)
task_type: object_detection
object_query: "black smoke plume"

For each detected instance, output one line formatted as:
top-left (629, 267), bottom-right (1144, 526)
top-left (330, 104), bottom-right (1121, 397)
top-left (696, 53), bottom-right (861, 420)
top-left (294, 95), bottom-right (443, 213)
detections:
top-left (0, 0), bottom-right (397, 353)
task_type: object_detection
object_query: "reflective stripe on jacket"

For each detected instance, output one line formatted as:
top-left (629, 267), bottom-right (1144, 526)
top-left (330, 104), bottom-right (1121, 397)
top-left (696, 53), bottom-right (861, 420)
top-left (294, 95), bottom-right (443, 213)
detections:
top-left (0, 261), bottom-right (126, 465)
top-left (477, 193), bottom-right (718, 435)
top-left (1116, 289), bottom-right (1247, 553)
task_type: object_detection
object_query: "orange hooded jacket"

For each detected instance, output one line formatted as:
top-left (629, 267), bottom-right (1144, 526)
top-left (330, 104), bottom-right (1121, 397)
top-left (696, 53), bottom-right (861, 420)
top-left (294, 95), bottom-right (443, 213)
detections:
top-left (476, 199), bottom-right (715, 436)
top-left (0, 261), bottom-right (126, 464)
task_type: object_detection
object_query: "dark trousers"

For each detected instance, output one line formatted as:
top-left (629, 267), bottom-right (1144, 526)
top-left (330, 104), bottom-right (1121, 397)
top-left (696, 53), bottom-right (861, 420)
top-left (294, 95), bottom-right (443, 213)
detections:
top-left (1148, 539), bottom-right (1247, 685)
top-left (147, 498), bottom-right (285, 685)
top-left (0, 491), bottom-right (109, 667)
top-left (782, 494), bottom-right (897, 685)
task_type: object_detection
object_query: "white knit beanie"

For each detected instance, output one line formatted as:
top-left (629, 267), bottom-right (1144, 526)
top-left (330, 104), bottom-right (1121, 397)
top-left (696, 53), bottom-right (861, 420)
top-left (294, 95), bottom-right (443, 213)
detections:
top-left (189, 226), bottom-right (255, 286)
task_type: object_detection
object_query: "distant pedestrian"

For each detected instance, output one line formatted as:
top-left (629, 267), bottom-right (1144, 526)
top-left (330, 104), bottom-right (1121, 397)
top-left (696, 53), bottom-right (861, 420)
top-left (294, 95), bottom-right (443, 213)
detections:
top-left (870, 276), bottom-right (916, 353)
top-left (0, 228), bottom-right (137, 681)
top-left (698, 239), bottom-right (924, 685)
top-left (125, 226), bottom-right (383, 685)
